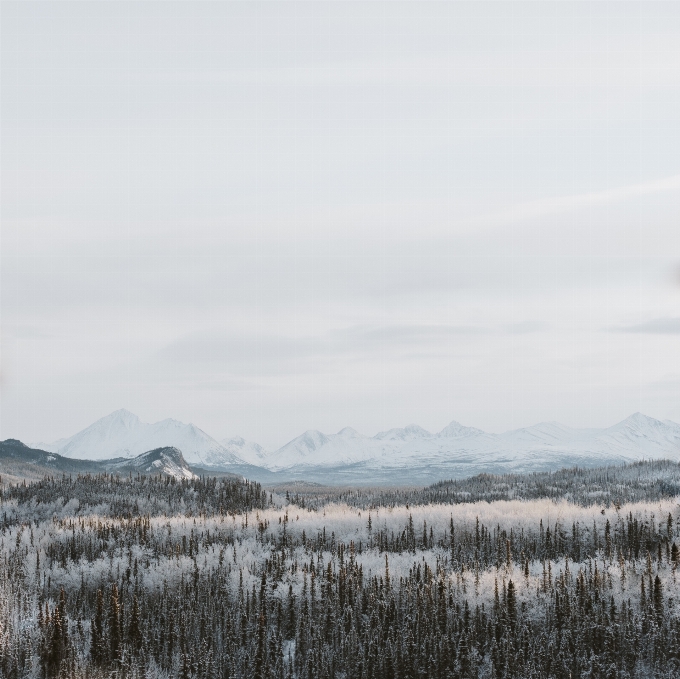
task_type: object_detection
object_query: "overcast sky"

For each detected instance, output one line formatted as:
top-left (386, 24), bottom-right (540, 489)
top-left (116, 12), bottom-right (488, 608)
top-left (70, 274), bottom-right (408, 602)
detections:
top-left (2, 2), bottom-right (680, 449)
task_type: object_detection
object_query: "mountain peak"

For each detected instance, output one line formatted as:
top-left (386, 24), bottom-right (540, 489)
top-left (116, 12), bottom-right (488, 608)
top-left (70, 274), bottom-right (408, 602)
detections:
top-left (404, 423), bottom-right (429, 434)
top-left (336, 427), bottom-right (363, 439)
top-left (438, 420), bottom-right (485, 438)
top-left (625, 412), bottom-right (656, 423)
top-left (103, 409), bottom-right (140, 425)
top-left (295, 430), bottom-right (330, 450)
top-left (224, 436), bottom-right (246, 446)
top-left (265, 430), bottom-right (334, 469)
top-left (218, 436), bottom-right (269, 466)
top-left (374, 425), bottom-right (431, 441)
top-left (610, 412), bottom-right (666, 431)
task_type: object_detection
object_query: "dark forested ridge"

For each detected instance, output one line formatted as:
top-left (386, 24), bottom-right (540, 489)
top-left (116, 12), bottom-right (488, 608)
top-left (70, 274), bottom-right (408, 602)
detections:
top-left (278, 460), bottom-right (680, 511)
top-left (424, 460), bottom-right (680, 506)
top-left (0, 473), bottom-right (269, 524)
top-left (0, 440), bottom-right (201, 485)
top-left (0, 439), bottom-right (102, 481)
top-left (1, 467), bottom-right (679, 678)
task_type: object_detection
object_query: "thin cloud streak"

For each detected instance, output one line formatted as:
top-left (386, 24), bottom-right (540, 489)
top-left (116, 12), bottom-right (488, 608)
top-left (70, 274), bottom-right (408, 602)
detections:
top-left (615, 318), bottom-right (680, 335)
top-left (471, 174), bottom-right (680, 232)
top-left (158, 324), bottom-right (491, 369)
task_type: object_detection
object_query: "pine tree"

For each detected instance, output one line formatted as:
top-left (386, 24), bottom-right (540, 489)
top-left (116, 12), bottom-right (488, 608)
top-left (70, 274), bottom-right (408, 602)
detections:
top-left (46, 606), bottom-right (65, 678)
top-left (653, 575), bottom-right (663, 625)
top-left (506, 580), bottom-right (517, 633)
top-left (128, 594), bottom-right (142, 654)
top-left (109, 583), bottom-right (122, 666)
top-left (458, 633), bottom-right (471, 679)
top-left (254, 612), bottom-right (267, 679)
top-left (605, 519), bottom-right (612, 560)
top-left (286, 584), bottom-right (296, 639)
top-left (90, 589), bottom-right (105, 667)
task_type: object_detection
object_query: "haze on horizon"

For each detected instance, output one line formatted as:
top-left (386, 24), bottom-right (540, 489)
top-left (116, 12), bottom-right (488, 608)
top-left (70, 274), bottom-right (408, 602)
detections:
top-left (2, 2), bottom-right (680, 451)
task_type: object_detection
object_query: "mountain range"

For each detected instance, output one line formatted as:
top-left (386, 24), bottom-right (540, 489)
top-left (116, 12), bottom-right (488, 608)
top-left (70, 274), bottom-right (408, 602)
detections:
top-left (27, 409), bottom-right (680, 484)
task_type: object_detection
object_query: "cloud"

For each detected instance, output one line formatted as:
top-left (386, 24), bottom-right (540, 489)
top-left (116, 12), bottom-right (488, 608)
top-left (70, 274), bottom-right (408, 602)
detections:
top-left (157, 323), bottom-right (490, 373)
top-left (4, 325), bottom-right (52, 340)
top-left (472, 174), bottom-right (680, 231)
top-left (615, 318), bottom-right (680, 334)
top-left (505, 321), bottom-right (548, 335)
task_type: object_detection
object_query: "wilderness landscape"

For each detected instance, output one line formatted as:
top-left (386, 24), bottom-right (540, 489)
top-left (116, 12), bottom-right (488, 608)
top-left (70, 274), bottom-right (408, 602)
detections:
top-left (4, 2), bottom-right (680, 678)
top-left (1, 459), bottom-right (680, 678)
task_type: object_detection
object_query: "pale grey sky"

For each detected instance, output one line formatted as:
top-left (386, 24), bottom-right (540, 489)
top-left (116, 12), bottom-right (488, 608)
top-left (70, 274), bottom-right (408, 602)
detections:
top-left (2, 2), bottom-right (680, 449)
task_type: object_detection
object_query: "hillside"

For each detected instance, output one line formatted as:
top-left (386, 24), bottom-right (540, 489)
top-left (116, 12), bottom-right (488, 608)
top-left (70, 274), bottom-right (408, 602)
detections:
top-left (0, 440), bottom-right (198, 482)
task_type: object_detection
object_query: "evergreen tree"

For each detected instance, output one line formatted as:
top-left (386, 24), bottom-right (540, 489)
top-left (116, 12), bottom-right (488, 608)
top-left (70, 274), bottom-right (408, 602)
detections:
top-left (653, 575), bottom-right (663, 624)
top-left (506, 580), bottom-right (517, 633)
top-left (128, 594), bottom-right (142, 654)
top-left (109, 583), bottom-right (122, 666)
top-left (90, 589), bottom-right (105, 667)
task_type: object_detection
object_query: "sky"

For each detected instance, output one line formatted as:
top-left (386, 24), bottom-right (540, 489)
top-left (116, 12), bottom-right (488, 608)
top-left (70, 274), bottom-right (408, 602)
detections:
top-left (2, 2), bottom-right (680, 450)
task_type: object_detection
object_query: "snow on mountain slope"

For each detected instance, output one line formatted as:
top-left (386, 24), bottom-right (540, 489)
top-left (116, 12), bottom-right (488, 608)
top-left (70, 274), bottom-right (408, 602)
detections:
top-left (592, 413), bottom-right (680, 460)
top-left (267, 430), bottom-right (332, 470)
top-left (437, 420), bottom-right (488, 439)
top-left (37, 409), bottom-right (246, 466)
top-left (38, 409), bottom-right (141, 458)
top-left (43, 409), bottom-right (141, 453)
top-left (106, 447), bottom-right (197, 480)
top-left (220, 437), bottom-right (270, 467)
top-left (267, 428), bottom-right (396, 470)
top-left (264, 413), bottom-right (680, 472)
top-left (36, 410), bottom-right (680, 479)
top-left (374, 424), bottom-right (431, 441)
top-left (268, 422), bottom-right (491, 470)
top-left (497, 421), bottom-right (596, 446)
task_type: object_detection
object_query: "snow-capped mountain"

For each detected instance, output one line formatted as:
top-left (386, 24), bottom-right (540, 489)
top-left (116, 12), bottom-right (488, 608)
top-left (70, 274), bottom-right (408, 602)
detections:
top-left (374, 424), bottom-right (432, 441)
top-left (267, 430), bottom-right (337, 470)
top-left (495, 421), bottom-right (592, 446)
top-left (36, 408), bottom-right (142, 455)
top-left (436, 420), bottom-right (488, 439)
top-left (34, 410), bottom-right (680, 484)
top-left (36, 409), bottom-right (245, 467)
top-left (220, 436), bottom-right (269, 467)
top-left (592, 412), bottom-right (680, 458)
top-left (260, 413), bottom-right (680, 477)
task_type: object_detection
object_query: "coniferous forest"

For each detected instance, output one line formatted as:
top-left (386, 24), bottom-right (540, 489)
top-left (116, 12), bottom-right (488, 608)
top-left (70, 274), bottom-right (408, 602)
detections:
top-left (1, 464), bottom-right (680, 678)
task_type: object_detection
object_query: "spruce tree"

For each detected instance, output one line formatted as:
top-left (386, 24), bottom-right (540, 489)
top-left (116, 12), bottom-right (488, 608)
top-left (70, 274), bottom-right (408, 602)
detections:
top-left (128, 594), bottom-right (142, 654)
top-left (653, 575), bottom-right (663, 625)
top-left (506, 580), bottom-right (517, 633)
top-left (90, 589), bottom-right (105, 667)
top-left (109, 583), bottom-right (122, 666)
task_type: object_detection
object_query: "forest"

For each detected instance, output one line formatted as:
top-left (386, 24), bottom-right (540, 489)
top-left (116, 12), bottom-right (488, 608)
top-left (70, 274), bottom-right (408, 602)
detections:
top-left (1, 463), bottom-right (679, 678)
